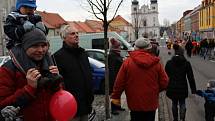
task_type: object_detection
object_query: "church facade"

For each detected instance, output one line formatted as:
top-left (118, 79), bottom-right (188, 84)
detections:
top-left (131, 0), bottom-right (160, 40)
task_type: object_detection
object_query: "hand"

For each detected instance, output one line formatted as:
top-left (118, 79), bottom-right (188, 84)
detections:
top-left (23, 21), bottom-right (35, 32)
top-left (49, 66), bottom-right (59, 74)
top-left (36, 22), bottom-right (46, 34)
top-left (26, 68), bottom-right (41, 88)
top-left (1, 106), bottom-right (20, 120)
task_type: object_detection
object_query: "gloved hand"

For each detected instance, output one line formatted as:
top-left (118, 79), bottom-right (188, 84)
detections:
top-left (36, 22), bottom-right (46, 34)
top-left (1, 106), bottom-right (20, 121)
top-left (23, 21), bottom-right (35, 32)
top-left (111, 99), bottom-right (125, 115)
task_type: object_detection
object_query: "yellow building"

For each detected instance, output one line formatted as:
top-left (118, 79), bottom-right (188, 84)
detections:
top-left (199, 0), bottom-right (215, 38)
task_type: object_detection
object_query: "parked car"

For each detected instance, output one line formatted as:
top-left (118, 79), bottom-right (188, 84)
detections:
top-left (88, 57), bottom-right (105, 94)
top-left (0, 56), bottom-right (11, 66)
top-left (48, 32), bottom-right (133, 57)
top-left (86, 49), bottom-right (105, 63)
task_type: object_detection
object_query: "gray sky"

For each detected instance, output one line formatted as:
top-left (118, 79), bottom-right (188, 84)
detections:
top-left (37, 0), bottom-right (201, 25)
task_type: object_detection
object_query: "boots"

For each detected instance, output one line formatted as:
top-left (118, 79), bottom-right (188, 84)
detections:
top-left (179, 107), bottom-right (186, 121)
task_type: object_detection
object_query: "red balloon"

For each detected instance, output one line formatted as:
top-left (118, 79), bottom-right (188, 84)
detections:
top-left (50, 90), bottom-right (77, 121)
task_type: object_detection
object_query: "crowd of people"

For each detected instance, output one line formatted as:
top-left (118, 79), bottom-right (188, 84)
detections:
top-left (0, 0), bottom-right (214, 121)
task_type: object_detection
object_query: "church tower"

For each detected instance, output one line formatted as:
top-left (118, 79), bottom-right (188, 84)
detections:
top-left (150, 0), bottom-right (158, 12)
top-left (131, 0), bottom-right (139, 27)
top-left (131, 0), bottom-right (160, 40)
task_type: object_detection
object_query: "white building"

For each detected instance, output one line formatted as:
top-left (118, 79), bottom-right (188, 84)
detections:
top-left (131, 0), bottom-right (160, 40)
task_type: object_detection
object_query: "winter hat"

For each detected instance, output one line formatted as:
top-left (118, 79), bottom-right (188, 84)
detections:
top-left (22, 28), bottom-right (47, 50)
top-left (134, 37), bottom-right (152, 50)
top-left (110, 38), bottom-right (121, 49)
top-left (173, 44), bottom-right (184, 56)
top-left (16, 0), bottom-right (37, 10)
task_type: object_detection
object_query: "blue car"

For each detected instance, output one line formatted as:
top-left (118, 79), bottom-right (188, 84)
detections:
top-left (88, 57), bottom-right (105, 94)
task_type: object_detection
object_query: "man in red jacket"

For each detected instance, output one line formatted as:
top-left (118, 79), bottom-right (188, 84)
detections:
top-left (0, 28), bottom-right (61, 121)
top-left (111, 37), bottom-right (169, 121)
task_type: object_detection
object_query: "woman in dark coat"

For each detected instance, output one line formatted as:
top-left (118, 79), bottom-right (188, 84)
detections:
top-left (108, 38), bottom-right (124, 115)
top-left (165, 44), bottom-right (196, 121)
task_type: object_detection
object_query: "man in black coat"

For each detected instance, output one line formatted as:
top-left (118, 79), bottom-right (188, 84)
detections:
top-left (53, 25), bottom-right (94, 121)
top-left (165, 44), bottom-right (196, 121)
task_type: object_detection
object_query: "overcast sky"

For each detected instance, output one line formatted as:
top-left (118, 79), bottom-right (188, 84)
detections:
top-left (37, 0), bottom-right (201, 25)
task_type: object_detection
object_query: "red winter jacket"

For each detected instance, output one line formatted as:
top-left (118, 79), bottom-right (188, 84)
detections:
top-left (0, 61), bottom-right (55, 121)
top-left (111, 50), bottom-right (169, 111)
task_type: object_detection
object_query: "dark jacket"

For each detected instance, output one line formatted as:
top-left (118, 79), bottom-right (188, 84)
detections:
top-left (53, 42), bottom-right (94, 117)
top-left (0, 60), bottom-right (57, 121)
top-left (111, 50), bottom-right (169, 111)
top-left (108, 50), bottom-right (123, 93)
top-left (165, 55), bottom-right (196, 99)
top-left (4, 11), bottom-right (48, 44)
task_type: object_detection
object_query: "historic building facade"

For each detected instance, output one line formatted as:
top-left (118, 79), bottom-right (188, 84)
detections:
top-left (131, 0), bottom-right (160, 40)
top-left (199, 0), bottom-right (215, 39)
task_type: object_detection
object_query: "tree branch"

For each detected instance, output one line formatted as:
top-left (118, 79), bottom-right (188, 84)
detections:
top-left (107, 0), bottom-right (113, 9)
top-left (87, 0), bottom-right (103, 13)
top-left (108, 0), bottom-right (123, 24)
top-left (95, 0), bottom-right (104, 11)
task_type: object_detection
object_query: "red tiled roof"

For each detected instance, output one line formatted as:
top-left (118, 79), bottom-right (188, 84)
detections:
top-left (36, 11), bottom-right (67, 29)
top-left (112, 15), bottom-right (130, 25)
top-left (67, 21), bottom-right (95, 33)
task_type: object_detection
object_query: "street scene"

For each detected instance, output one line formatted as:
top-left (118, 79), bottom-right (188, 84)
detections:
top-left (0, 0), bottom-right (214, 121)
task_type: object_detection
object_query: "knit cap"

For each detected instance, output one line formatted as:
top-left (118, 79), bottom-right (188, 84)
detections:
top-left (22, 28), bottom-right (47, 50)
top-left (134, 37), bottom-right (152, 50)
top-left (16, 0), bottom-right (37, 10)
top-left (110, 38), bottom-right (121, 49)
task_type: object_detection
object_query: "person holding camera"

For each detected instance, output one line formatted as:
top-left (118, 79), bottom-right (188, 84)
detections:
top-left (0, 28), bottom-right (62, 121)
top-left (3, 0), bottom-right (61, 82)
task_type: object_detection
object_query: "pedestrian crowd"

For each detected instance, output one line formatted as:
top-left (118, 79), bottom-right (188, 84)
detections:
top-left (0, 0), bottom-right (214, 121)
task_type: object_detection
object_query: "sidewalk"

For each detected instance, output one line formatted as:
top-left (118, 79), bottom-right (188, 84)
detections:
top-left (109, 93), bottom-right (159, 121)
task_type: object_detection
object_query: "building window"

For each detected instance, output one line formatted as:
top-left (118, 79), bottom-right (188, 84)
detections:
top-left (134, 8), bottom-right (137, 11)
top-left (152, 7), bottom-right (155, 9)
top-left (143, 20), bottom-right (147, 26)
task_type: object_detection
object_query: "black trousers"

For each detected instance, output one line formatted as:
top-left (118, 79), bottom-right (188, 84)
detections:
top-left (205, 102), bottom-right (215, 121)
top-left (130, 110), bottom-right (156, 121)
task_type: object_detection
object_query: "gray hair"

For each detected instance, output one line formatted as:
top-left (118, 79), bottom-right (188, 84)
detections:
top-left (59, 25), bottom-right (72, 39)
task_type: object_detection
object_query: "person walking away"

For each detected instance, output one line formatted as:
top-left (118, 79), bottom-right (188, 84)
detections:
top-left (108, 38), bottom-right (124, 115)
top-left (111, 37), bottom-right (169, 121)
top-left (53, 25), bottom-right (94, 121)
top-left (165, 44), bottom-right (197, 121)
top-left (185, 39), bottom-right (193, 57)
top-left (196, 80), bottom-right (215, 121)
top-left (0, 28), bottom-right (62, 121)
top-left (200, 39), bottom-right (209, 58)
top-left (208, 39), bottom-right (215, 60)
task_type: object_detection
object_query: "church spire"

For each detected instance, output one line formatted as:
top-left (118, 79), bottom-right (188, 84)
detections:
top-left (132, 0), bottom-right (139, 5)
top-left (151, 0), bottom-right (157, 4)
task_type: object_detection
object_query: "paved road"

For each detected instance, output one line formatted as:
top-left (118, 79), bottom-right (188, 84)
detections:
top-left (159, 46), bottom-right (215, 121)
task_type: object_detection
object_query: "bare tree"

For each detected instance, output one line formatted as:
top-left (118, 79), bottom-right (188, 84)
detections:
top-left (86, 0), bottom-right (124, 119)
top-left (163, 18), bottom-right (170, 27)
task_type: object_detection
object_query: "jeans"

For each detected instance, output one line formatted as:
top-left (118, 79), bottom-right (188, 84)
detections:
top-left (171, 99), bottom-right (186, 121)
top-left (130, 110), bottom-right (156, 121)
